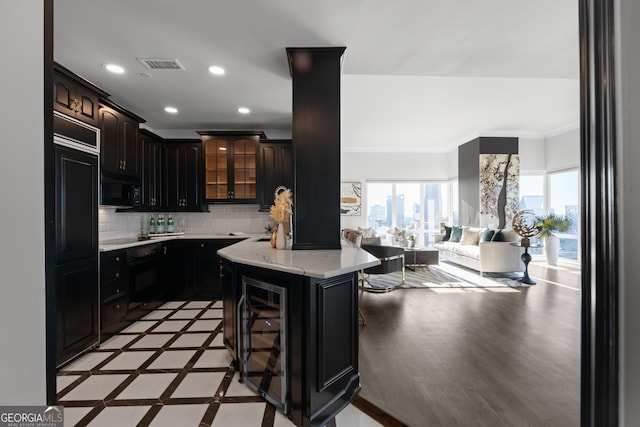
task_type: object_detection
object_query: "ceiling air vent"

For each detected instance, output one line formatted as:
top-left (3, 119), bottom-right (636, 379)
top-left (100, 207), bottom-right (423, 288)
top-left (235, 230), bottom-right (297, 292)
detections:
top-left (137, 58), bottom-right (185, 70)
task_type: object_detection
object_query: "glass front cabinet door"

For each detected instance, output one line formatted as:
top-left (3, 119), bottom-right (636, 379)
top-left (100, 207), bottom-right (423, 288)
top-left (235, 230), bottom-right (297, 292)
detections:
top-left (199, 131), bottom-right (264, 203)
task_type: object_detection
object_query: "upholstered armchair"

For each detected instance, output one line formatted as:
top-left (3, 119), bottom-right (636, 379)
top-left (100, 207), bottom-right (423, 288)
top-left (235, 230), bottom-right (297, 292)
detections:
top-left (360, 244), bottom-right (405, 293)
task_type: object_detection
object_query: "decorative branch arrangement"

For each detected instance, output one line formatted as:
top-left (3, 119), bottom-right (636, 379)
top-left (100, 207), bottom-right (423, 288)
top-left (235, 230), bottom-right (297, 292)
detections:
top-left (269, 187), bottom-right (293, 224)
top-left (269, 186), bottom-right (293, 249)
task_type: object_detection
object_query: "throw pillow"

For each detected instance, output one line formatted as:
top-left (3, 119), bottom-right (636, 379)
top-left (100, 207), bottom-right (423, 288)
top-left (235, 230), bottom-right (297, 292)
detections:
top-left (387, 227), bottom-right (407, 246)
top-left (491, 229), bottom-right (505, 242)
top-left (449, 226), bottom-right (464, 243)
top-left (460, 228), bottom-right (480, 245)
top-left (501, 229), bottom-right (520, 243)
top-left (443, 226), bottom-right (452, 241)
top-left (358, 226), bottom-right (376, 238)
top-left (480, 229), bottom-right (495, 242)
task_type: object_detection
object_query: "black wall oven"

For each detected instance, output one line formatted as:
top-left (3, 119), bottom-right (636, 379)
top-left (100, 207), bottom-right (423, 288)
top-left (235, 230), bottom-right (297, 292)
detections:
top-left (127, 243), bottom-right (162, 308)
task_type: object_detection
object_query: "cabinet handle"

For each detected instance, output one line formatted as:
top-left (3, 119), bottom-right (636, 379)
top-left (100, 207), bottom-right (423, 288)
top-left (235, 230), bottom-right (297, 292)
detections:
top-left (123, 160), bottom-right (127, 170)
top-left (219, 262), bottom-right (224, 278)
top-left (115, 272), bottom-right (120, 278)
top-left (163, 246), bottom-right (167, 255)
top-left (115, 256), bottom-right (120, 262)
top-left (115, 289), bottom-right (120, 293)
top-left (115, 304), bottom-right (120, 309)
top-left (200, 243), bottom-right (205, 248)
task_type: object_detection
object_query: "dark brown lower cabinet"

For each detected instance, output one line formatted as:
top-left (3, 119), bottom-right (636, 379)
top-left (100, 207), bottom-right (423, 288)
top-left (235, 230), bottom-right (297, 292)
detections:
top-left (222, 262), bottom-right (360, 427)
top-left (221, 259), bottom-right (239, 365)
top-left (189, 239), bottom-right (239, 299)
top-left (56, 258), bottom-right (99, 366)
top-left (99, 249), bottom-right (128, 339)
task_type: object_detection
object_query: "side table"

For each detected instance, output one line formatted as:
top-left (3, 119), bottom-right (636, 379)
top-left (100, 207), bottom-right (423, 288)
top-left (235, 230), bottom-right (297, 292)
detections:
top-left (511, 242), bottom-right (541, 284)
top-left (404, 247), bottom-right (439, 271)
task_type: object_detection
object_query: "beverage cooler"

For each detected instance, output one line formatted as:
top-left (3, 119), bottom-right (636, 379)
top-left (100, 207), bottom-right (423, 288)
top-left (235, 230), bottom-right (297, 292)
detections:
top-left (240, 277), bottom-right (288, 413)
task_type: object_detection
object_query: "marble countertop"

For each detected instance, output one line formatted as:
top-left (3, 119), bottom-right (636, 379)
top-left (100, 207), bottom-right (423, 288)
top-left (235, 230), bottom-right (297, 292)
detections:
top-left (99, 232), bottom-right (258, 252)
top-left (217, 238), bottom-right (380, 279)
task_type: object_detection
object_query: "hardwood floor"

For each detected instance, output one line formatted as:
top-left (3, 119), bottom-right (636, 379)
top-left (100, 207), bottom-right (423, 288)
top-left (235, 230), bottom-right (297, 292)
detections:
top-left (357, 260), bottom-right (581, 427)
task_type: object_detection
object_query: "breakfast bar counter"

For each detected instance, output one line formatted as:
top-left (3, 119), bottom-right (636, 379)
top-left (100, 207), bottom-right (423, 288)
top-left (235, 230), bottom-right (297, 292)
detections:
top-left (217, 239), bottom-right (378, 427)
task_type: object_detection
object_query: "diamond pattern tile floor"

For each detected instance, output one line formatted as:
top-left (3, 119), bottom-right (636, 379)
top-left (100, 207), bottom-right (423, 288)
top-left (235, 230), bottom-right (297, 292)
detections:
top-left (57, 299), bottom-right (383, 426)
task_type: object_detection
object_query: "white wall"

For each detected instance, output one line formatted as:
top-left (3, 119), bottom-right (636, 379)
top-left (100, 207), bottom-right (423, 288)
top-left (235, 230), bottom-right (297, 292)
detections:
top-left (616, 0), bottom-right (640, 423)
top-left (519, 137), bottom-right (547, 172)
top-left (0, 1), bottom-right (47, 404)
top-left (545, 128), bottom-right (580, 171)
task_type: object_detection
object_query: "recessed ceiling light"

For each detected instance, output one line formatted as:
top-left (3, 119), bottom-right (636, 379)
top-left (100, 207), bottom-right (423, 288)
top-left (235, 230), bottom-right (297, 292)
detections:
top-left (208, 65), bottom-right (225, 76)
top-left (104, 63), bottom-right (125, 74)
top-left (238, 107), bottom-right (250, 114)
top-left (164, 106), bottom-right (178, 114)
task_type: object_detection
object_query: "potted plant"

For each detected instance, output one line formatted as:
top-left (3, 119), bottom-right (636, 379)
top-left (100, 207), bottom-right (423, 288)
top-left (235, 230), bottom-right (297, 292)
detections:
top-left (536, 213), bottom-right (572, 265)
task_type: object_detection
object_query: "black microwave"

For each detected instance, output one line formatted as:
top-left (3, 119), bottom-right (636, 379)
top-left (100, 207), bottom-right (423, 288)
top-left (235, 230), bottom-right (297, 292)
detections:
top-left (101, 181), bottom-right (141, 207)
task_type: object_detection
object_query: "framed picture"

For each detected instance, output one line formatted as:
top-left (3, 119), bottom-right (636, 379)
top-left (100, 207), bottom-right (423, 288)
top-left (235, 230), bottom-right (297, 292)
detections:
top-left (340, 182), bottom-right (361, 216)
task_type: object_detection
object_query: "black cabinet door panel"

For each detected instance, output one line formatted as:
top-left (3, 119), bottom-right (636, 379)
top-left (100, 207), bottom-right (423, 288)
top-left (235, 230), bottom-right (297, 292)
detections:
top-left (99, 108), bottom-right (120, 176)
top-left (56, 258), bottom-right (99, 366)
top-left (258, 141), bottom-right (293, 211)
top-left (55, 146), bottom-right (98, 263)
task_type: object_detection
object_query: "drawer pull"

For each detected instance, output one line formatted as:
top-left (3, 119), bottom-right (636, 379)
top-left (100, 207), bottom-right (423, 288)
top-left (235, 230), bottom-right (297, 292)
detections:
top-left (115, 304), bottom-right (120, 309)
top-left (115, 272), bottom-right (120, 278)
top-left (115, 289), bottom-right (120, 293)
top-left (115, 256), bottom-right (120, 262)
top-left (201, 243), bottom-right (205, 248)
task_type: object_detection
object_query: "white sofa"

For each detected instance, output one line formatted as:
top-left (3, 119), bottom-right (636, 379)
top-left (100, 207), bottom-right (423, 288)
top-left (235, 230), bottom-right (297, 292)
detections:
top-left (433, 228), bottom-right (525, 274)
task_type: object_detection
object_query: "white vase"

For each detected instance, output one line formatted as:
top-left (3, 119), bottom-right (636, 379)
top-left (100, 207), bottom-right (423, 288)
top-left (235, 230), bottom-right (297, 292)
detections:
top-left (276, 222), bottom-right (286, 249)
top-left (544, 235), bottom-right (560, 265)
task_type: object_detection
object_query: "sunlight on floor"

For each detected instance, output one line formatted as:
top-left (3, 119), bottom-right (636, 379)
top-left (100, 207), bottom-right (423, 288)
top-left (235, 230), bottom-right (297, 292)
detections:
top-left (486, 288), bottom-right (521, 293)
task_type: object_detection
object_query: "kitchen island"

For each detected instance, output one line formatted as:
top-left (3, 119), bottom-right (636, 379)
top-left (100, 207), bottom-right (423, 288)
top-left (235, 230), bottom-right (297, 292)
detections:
top-left (218, 238), bottom-right (378, 427)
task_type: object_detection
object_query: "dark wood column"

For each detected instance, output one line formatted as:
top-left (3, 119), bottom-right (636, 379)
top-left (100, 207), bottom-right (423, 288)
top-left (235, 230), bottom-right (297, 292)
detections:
top-left (287, 47), bottom-right (346, 250)
top-left (579, 0), bottom-right (619, 425)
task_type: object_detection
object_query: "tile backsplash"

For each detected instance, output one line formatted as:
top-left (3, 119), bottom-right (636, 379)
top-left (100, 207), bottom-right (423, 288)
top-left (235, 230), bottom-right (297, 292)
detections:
top-left (99, 205), bottom-right (272, 241)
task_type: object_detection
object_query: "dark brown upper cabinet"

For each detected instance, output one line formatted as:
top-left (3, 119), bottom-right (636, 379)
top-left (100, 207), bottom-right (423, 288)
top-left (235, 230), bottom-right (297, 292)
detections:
top-left (139, 129), bottom-right (163, 210)
top-left (99, 99), bottom-right (144, 182)
top-left (258, 139), bottom-right (293, 211)
top-left (53, 63), bottom-right (108, 127)
top-left (163, 140), bottom-right (204, 211)
top-left (198, 131), bottom-right (265, 204)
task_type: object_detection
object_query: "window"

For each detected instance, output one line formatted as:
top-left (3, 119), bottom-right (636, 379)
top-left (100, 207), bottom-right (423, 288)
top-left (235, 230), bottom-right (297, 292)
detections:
top-left (547, 169), bottom-right (580, 261)
top-left (366, 181), bottom-right (451, 246)
top-left (520, 174), bottom-right (545, 255)
top-left (519, 170), bottom-right (580, 262)
top-left (519, 175), bottom-right (544, 216)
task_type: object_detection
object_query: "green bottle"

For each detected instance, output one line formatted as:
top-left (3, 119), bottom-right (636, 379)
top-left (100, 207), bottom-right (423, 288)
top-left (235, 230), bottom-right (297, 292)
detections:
top-left (149, 216), bottom-right (155, 234)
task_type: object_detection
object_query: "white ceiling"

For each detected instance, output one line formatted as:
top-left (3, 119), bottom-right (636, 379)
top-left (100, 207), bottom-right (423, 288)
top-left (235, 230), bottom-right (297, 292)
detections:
top-left (53, 0), bottom-right (580, 153)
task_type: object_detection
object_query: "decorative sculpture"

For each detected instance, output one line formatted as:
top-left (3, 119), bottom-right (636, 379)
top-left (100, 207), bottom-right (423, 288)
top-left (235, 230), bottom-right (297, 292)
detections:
top-left (512, 209), bottom-right (541, 248)
top-left (511, 209), bottom-right (542, 285)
